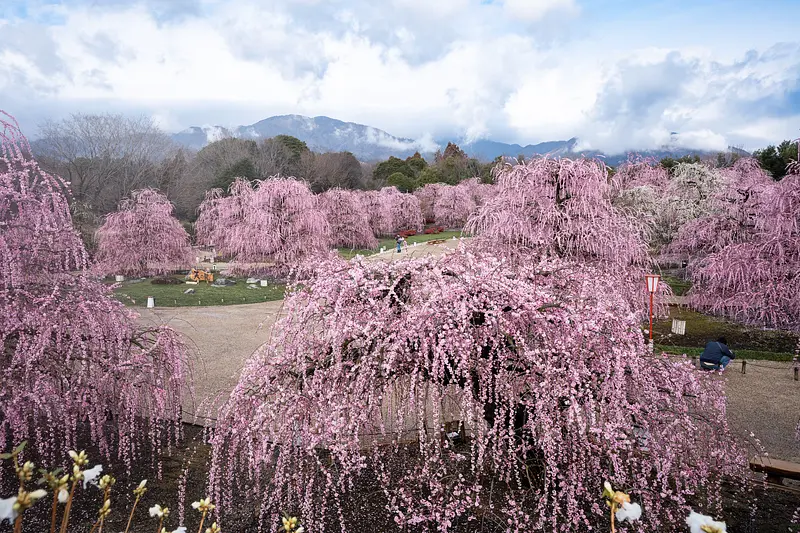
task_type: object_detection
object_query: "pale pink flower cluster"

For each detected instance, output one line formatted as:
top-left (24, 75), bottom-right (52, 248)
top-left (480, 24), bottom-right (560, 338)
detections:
top-left (678, 167), bottom-right (800, 330)
top-left (414, 179), bottom-right (496, 230)
top-left (195, 176), bottom-right (330, 275)
top-left (316, 188), bottom-right (378, 249)
top-left (94, 188), bottom-right (194, 277)
top-left (210, 247), bottom-right (745, 532)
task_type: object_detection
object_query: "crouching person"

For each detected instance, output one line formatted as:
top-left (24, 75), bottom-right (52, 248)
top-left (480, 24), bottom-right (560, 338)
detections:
top-left (699, 337), bottom-right (735, 371)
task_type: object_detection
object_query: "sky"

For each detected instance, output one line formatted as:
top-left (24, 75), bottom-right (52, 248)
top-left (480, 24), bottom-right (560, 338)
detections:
top-left (1, 0), bottom-right (799, 154)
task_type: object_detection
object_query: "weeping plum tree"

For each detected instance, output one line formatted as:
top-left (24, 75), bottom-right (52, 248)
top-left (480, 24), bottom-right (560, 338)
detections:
top-left (194, 188), bottom-right (226, 248)
top-left (209, 251), bottom-right (746, 532)
top-left (466, 157), bottom-right (648, 269)
top-left (464, 157), bottom-right (670, 317)
top-left (94, 188), bottom-right (193, 276)
top-left (687, 173), bottom-right (800, 330)
top-left (662, 162), bottom-right (723, 232)
top-left (359, 189), bottom-right (394, 237)
top-left (414, 181), bottom-right (494, 228)
top-left (610, 157), bottom-right (674, 249)
top-left (317, 188), bottom-right (378, 249)
top-left (433, 183), bottom-right (475, 229)
top-left (610, 156), bottom-right (670, 194)
top-left (196, 176), bottom-right (330, 274)
top-left (465, 179), bottom-right (497, 207)
top-left (380, 186), bottom-right (424, 234)
top-left (666, 158), bottom-right (773, 262)
top-left (0, 111), bottom-right (190, 466)
top-left (414, 183), bottom-right (445, 224)
top-left (194, 183), bottom-right (253, 257)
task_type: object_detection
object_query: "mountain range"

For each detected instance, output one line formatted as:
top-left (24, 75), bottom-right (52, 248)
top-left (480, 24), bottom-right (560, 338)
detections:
top-left (171, 114), bottom-right (749, 166)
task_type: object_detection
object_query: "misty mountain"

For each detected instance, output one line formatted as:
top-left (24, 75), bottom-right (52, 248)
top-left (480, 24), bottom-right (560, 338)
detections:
top-left (173, 115), bottom-right (435, 161)
top-left (171, 114), bottom-right (749, 165)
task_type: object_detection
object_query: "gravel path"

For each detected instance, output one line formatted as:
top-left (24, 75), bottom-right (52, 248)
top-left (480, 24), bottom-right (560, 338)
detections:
top-left (720, 359), bottom-right (800, 461)
top-left (137, 300), bottom-right (288, 422)
top-left (366, 237), bottom-right (464, 262)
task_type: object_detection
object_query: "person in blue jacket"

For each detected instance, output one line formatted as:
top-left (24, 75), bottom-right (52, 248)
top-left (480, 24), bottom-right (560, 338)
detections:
top-left (699, 337), bottom-right (735, 371)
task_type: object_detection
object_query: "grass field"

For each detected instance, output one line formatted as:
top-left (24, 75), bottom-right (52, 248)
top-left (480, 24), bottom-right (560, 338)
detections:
top-left (651, 306), bottom-right (797, 360)
top-left (662, 275), bottom-right (692, 296)
top-left (338, 230), bottom-right (464, 259)
top-left (113, 275), bottom-right (286, 307)
top-left (656, 344), bottom-right (794, 361)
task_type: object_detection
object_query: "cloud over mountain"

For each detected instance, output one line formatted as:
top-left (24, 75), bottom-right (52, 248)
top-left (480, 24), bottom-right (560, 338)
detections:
top-left (1, 0), bottom-right (799, 152)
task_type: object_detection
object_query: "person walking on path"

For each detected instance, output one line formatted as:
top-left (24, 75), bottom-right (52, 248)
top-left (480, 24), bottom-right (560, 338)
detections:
top-left (699, 337), bottom-right (735, 371)
top-left (395, 235), bottom-right (407, 253)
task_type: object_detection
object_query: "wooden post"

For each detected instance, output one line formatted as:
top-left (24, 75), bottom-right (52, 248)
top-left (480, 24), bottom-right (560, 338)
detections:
top-left (741, 360), bottom-right (746, 374)
top-left (793, 337), bottom-right (800, 381)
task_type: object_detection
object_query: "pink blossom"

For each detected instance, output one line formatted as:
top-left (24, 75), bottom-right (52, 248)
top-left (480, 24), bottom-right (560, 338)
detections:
top-left (195, 177), bottom-right (330, 275)
top-left (94, 188), bottom-right (193, 277)
top-left (209, 249), bottom-right (745, 532)
top-left (317, 188), bottom-right (378, 249)
top-left (0, 111), bottom-right (190, 468)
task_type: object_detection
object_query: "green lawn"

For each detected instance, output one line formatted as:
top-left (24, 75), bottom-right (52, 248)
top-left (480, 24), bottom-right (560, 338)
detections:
top-left (650, 306), bottom-right (797, 361)
top-left (656, 344), bottom-right (794, 362)
top-left (338, 230), bottom-right (464, 259)
top-left (112, 275), bottom-right (286, 307)
top-left (662, 275), bottom-right (692, 296)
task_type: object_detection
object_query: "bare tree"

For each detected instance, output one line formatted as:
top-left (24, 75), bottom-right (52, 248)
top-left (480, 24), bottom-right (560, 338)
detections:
top-left (192, 137), bottom-right (256, 177)
top-left (34, 113), bottom-right (176, 213)
top-left (156, 148), bottom-right (196, 219)
top-left (255, 138), bottom-right (294, 177)
top-left (298, 151), bottom-right (366, 192)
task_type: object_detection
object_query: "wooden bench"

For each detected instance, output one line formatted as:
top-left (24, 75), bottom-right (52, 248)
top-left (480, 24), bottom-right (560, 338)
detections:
top-left (749, 456), bottom-right (800, 484)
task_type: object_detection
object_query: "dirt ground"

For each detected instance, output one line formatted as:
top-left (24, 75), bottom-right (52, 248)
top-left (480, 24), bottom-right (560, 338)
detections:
top-left (368, 236), bottom-right (465, 261)
top-left (722, 359), bottom-right (800, 462)
top-left (137, 299), bottom-right (288, 422)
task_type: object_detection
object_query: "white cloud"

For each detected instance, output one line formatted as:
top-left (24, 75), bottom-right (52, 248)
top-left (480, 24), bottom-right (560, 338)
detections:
top-left (363, 127), bottom-right (440, 153)
top-left (729, 115), bottom-right (800, 146)
top-left (0, 0), bottom-right (798, 155)
top-left (391, 0), bottom-right (471, 19)
top-left (503, 0), bottom-right (579, 21)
